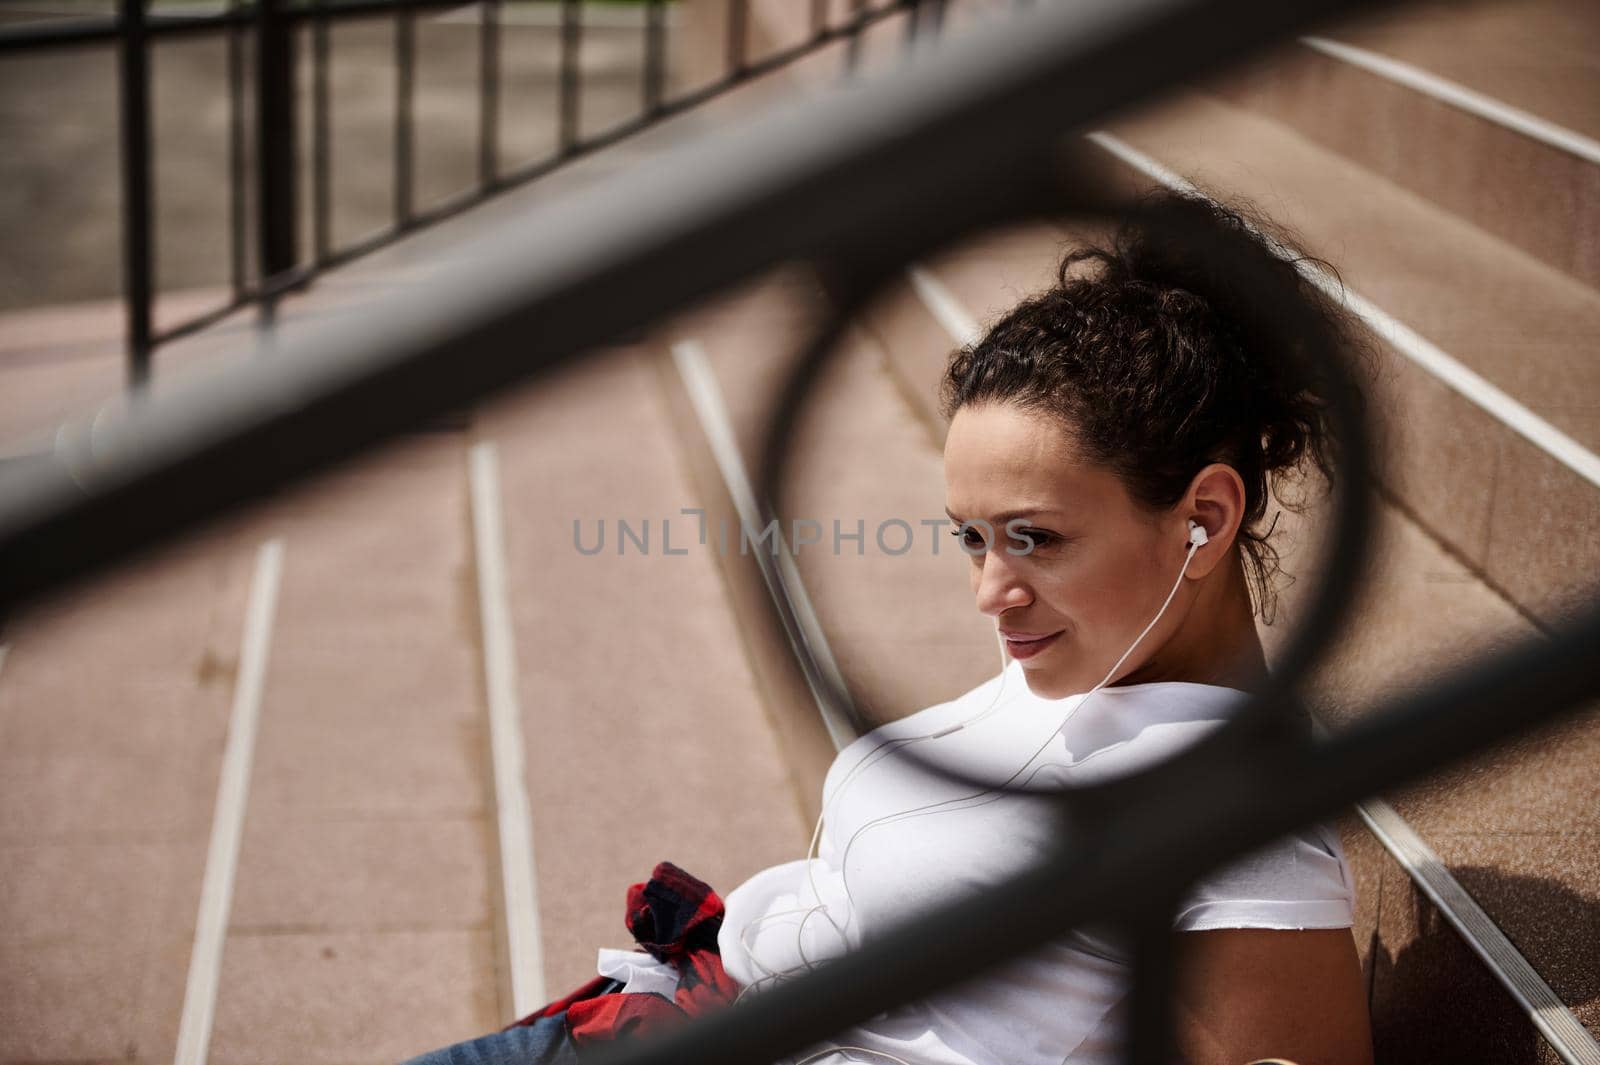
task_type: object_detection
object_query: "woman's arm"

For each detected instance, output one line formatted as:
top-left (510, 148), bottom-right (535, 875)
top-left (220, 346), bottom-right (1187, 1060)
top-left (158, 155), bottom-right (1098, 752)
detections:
top-left (1171, 928), bottom-right (1373, 1065)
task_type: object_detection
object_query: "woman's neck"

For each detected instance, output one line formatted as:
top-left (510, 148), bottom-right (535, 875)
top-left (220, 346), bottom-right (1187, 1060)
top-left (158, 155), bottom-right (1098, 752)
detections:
top-left (1125, 550), bottom-right (1271, 694)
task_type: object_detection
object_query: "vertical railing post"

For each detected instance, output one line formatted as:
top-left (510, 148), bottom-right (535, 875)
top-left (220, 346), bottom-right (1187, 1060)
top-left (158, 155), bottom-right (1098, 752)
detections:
top-left (903, 0), bottom-right (923, 51)
top-left (642, 0), bottom-right (666, 115)
top-left (256, 0), bottom-right (298, 290)
top-left (479, 0), bottom-right (501, 188)
top-left (558, 0), bottom-right (580, 152)
top-left (726, 0), bottom-right (746, 76)
top-left (312, 0), bottom-right (332, 264)
top-left (845, 0), bottom-right (869, 72)
top-left (225, 0), bottom-right (246, 300)
top-left (226, 0), bottom-right (247, 299)
top-left (395, 3), bottom-right (416, 226)
top-left (116, 0), bottom-right (153, 386)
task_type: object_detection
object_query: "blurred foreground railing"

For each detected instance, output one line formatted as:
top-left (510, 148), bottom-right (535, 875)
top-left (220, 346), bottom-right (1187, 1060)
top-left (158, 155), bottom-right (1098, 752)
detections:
top-left (1, 0), bottom-right (1597, 1062)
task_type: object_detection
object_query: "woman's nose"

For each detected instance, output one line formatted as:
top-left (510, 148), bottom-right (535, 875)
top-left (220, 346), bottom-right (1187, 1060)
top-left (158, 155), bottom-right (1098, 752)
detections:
top-left (973, 551), bottom-right (1032, 617)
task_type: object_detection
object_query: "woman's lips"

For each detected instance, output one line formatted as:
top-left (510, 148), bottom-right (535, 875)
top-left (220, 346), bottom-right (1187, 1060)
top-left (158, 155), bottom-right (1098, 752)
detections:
top-left (1000, 630), bottom-right (1062, 660)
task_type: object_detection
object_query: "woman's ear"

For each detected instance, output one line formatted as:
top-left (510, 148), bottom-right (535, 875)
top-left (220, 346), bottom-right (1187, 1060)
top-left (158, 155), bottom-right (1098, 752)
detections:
top-left (1182, 463), bottom-right (1247, 579)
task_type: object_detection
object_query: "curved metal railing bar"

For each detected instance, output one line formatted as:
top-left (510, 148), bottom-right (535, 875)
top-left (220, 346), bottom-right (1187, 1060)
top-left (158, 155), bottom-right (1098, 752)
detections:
top-left (755, 186), bottom-right (1378, 765)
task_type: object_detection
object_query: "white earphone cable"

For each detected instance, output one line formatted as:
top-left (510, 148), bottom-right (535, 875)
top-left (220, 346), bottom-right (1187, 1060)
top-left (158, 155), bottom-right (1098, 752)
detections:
top-left (734, 527), bottom-right (1207, 1043)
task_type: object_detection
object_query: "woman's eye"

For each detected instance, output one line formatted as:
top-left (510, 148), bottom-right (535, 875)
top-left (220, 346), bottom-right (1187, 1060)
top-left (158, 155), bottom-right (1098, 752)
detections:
top-left (948, 525), bottom-right (1061, 553)
top-left (950, 527), bottom-right (987, 550)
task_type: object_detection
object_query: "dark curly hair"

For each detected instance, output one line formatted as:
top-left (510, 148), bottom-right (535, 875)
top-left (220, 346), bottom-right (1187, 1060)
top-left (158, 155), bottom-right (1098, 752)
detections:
top-left (938, 188), bottom-right (1370, 622)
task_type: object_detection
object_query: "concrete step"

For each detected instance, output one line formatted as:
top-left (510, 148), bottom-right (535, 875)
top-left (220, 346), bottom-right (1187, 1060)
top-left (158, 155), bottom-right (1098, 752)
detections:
top-left (657, 268), bottom-right (996, 747)
top-left (1097, 89), bottom-right (1600, 629)
top-left (0, 434), bottom-right (513, 1065)
top-left (1271, 500), bottom-right (1600, 1057)
top-left (206, 435), bottom-right (501, 1065)
top-left (1207, 0), bottom-right (1600, 290)
top-left (479, 342), bottom-right (811, 996)
top-left (0, 519), bottom-right (255, 1063)
top-left (1326, 0), bottom-right (1600, 143)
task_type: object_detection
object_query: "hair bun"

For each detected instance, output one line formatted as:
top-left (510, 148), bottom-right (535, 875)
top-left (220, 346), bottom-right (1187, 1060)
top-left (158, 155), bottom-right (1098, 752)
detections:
top-left (1102, 190), bottom-right (1356, 479)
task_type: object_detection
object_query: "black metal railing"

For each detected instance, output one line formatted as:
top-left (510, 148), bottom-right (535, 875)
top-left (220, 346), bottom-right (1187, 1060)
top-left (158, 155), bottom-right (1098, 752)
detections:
top-left (1, 1), bottom-right (1596, 1063)
top-left (0, 0), bottom-right (919, 385)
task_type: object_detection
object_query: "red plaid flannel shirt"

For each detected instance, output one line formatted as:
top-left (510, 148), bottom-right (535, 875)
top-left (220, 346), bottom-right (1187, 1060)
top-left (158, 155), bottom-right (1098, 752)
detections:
top-left (508, 862), bottom-right (740, 1050)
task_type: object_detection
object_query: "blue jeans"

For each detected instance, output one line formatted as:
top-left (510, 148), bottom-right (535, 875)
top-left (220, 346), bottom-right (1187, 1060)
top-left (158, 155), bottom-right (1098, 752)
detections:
top-left (399, 1014), bottom-right (575, 1065)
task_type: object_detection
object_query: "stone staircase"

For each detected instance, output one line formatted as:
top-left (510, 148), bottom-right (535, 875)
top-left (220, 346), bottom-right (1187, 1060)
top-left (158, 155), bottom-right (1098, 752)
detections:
top-left (1, 2), bottom-right (1596, 1064)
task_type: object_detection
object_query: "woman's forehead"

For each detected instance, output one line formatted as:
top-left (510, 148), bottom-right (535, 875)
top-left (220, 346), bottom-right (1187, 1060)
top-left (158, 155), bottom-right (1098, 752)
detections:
top-left (942, 403), bottom-right (1123, 517)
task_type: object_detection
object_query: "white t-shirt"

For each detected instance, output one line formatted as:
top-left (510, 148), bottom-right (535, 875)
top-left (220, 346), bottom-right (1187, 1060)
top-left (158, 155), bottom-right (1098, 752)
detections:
top-left (712, 660), bottom-right (1355, 1065)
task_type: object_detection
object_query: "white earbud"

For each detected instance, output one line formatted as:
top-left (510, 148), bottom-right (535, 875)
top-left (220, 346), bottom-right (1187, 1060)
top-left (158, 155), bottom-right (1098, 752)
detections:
top-left (1187, 519), bottom-right (1209, 547)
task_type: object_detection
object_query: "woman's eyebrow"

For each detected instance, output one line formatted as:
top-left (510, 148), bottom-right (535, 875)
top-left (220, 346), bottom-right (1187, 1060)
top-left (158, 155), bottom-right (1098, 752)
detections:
top-left (943, 507), bottom-right (1059, 524)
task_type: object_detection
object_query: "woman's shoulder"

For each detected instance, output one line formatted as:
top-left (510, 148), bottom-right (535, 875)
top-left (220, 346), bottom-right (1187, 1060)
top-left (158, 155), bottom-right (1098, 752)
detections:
top-left (845, 664), bottom-right (1021, 748)
top-left (824, 669), bottom-right (1255, 788)
top-left (1036, 680), bottom-right (1246, 783)
top-left (820, 666), bottom-right (1025, 794)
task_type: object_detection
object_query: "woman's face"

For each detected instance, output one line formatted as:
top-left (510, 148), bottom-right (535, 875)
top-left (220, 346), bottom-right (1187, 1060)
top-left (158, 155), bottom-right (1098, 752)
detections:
top-left (943, 401), bottom-right (1192, 699)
